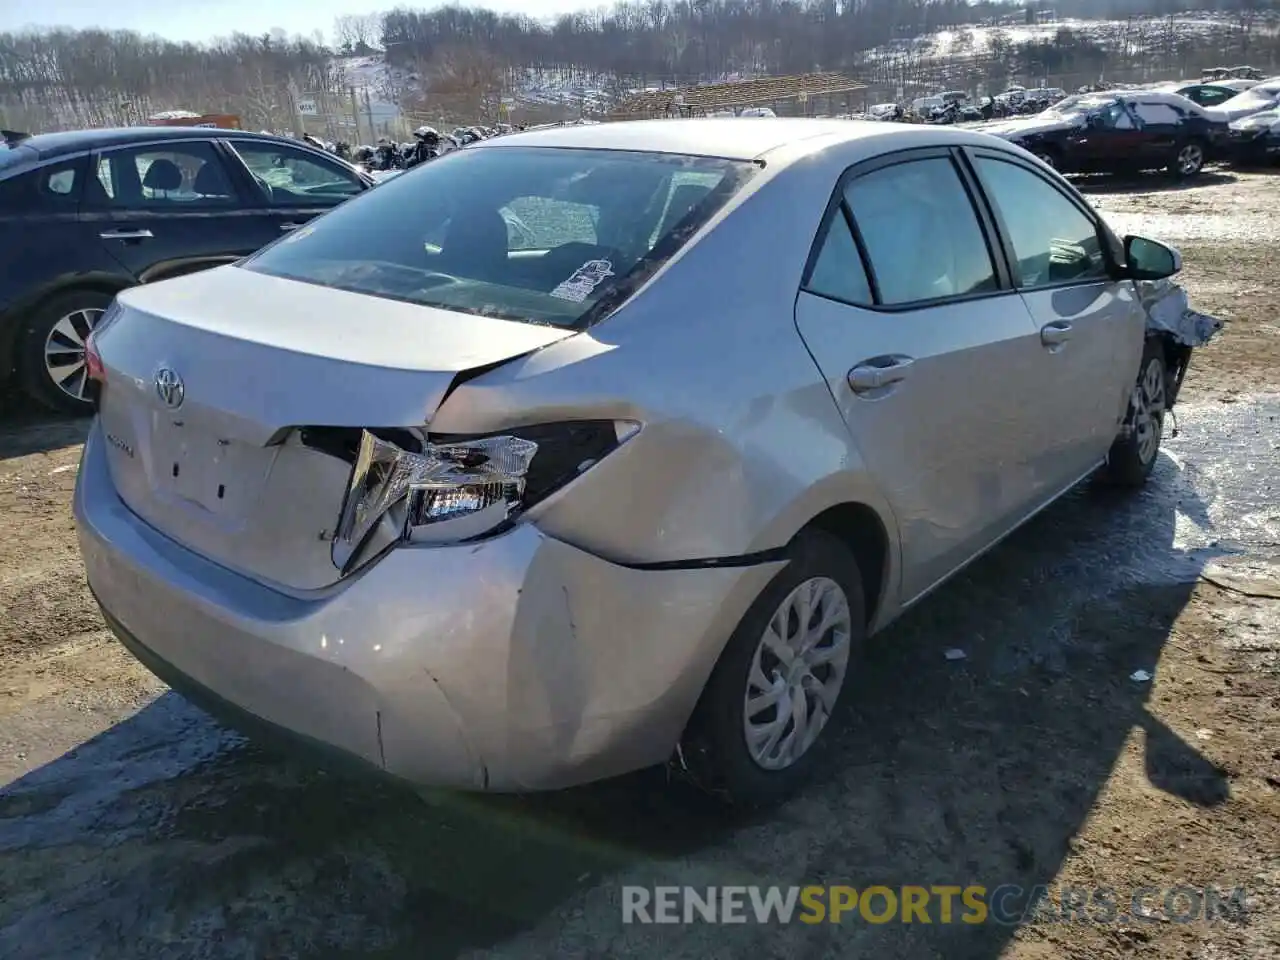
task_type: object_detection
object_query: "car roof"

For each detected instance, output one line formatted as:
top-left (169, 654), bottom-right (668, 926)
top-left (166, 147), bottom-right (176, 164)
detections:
top-left (472, 117), bottom-right (999, 162)
top-left (12, 126), bottom-right (304, 161)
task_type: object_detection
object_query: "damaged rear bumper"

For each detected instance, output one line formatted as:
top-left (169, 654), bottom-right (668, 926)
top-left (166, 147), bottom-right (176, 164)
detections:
top-left (74, 422), bottom-right (782, 791)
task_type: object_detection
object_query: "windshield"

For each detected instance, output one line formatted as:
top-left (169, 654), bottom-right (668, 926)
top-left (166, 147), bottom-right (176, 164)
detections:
top-left (244, 146), bottom-right (755, 329)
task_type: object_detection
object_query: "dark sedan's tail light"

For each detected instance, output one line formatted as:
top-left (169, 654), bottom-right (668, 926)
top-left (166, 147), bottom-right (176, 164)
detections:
top-left (85, 332), bottom-right (105, 384)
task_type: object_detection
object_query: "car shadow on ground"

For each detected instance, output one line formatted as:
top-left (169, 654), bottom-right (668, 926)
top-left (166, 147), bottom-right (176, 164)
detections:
top-left (1070, 168), bottom-right (1239, 195)
top-left (0, 397), bottom-right (88, 460)
top-left (0, 449), bottom-right (1233, 959)
top-left (1072, 170), bottom-right (1239, 195)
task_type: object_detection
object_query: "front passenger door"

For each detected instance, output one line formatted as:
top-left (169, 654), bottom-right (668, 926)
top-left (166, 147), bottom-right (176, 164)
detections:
top-left (224, 140), bottom-right (367, 238)
top-left (793, 150), bottom-right (1046, 601)
top-left (969, 150), bottom-right (1145, 489)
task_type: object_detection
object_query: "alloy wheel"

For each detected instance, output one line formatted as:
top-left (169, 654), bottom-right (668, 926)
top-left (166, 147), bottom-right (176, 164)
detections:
top-left (1177, 143), bottom-right (1204, 175)
top-left (43, 307), bottom-right (105, 402)
top-left (1133, 356), bottom-right (1167, 465)
top-left (742, 576), bottom-right (852, 771)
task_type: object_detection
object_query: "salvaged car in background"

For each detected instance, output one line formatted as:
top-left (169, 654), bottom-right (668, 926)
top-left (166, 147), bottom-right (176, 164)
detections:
top-left (1227, 108), bottom-right (1280, 164)
top-left (1214, 77), bottom-right (1280, 122)
top-left (0, 126), bottom-right (373, 413)
top-left (973, 90), bottom-right (1229, 177)
top-left (76, 120), bottom-right (1219, 806)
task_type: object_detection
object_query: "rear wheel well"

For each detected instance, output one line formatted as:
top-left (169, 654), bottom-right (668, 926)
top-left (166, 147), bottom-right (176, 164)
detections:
top-left (14, 279), bottom-right (130, 332)
top-left (795, 503), bottom-right (889, 627)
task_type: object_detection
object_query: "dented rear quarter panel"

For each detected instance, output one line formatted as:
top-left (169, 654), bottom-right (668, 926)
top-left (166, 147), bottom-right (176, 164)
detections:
top-left (429, 137), bottom-right (905, 618)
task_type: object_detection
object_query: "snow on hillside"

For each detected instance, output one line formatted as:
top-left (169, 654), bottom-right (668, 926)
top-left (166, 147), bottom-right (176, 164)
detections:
top-left (336, 13), bottom-right (1280, 126)
top-left (866, 13), bottom-right (1277, 63)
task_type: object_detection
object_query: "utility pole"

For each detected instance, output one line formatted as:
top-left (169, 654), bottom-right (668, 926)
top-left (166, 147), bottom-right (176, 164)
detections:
top-left (349, 86), bottom-right (361, 142)
top-left (287, 78), bottom-right (304, 137)
top-left (363, 87), bottom-right (375, 140)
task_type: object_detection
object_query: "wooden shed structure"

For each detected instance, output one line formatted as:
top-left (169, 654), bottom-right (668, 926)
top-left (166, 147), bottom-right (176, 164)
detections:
top-left (609, 73), bottom-right (866, 120)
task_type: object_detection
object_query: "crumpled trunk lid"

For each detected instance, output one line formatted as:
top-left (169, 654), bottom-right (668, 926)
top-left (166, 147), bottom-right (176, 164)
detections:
top-left (93, 266), bottom-right (574, 590)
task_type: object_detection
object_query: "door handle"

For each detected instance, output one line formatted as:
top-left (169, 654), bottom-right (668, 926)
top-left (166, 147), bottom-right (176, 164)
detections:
top-left (99, 228), bottom-right (154, 240)
top-left (848, 356), bottom-right (915, 394)
top-left (1040, 321), bottom-right (1073, 346)
top-left (278, 222), bottom-right (303, 232)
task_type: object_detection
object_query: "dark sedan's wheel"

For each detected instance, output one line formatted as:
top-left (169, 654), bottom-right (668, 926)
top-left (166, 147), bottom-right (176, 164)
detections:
top-left (1101, 339), bottom-right (1167, 487)
top-left (1032, 148), bottom-right (1060, 170)
top-left (18, 289), bottom-right (115, 416)
top-left (1170, 140), bottom-right (1206, 178)
top-left (678, 531), bottom-right (866, 806)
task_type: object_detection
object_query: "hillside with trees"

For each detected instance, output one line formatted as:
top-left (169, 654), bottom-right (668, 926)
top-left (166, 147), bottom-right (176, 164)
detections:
top-left (1, 0), bottom-right (1277, 134)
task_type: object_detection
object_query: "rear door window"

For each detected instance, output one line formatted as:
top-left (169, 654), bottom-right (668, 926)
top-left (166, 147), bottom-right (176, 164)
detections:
top-left (843, 157), bottom-right (997, 306)
top-left (1133, 101), bottom-right (1183, 126)
top-left (91, 141), bottom-right (237, 208)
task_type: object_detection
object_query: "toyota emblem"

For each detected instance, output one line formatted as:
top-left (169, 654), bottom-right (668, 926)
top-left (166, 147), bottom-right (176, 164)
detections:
top-left (154, 367), bottom-right (185, 409)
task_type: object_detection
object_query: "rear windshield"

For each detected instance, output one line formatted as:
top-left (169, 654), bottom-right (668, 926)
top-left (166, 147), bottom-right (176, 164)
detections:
top-left (0, 144), bottom-right (34, 171)
top-left (243, 146), bottom-right (756, 329)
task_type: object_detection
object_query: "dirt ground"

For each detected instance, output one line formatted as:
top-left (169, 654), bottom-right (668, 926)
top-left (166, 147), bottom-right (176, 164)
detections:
top-left (0, 170), bottom-right (1278, 960)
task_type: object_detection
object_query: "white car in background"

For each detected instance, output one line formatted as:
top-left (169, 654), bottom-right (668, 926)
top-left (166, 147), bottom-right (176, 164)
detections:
top-left (1215, 78), bottom-right (1280, 122)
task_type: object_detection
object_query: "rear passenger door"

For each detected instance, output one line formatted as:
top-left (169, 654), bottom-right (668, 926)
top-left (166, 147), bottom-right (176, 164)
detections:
top-left (1128, 98), bottom-right (1186, 164)
top-left (969, 150), bottom-right (1144, 482)
top-left (223, 139), bottom-right (366, 237)
top-left (87, 139), bottom-right (271, 282)
top-left (1, 156), bottom-right (124, 304)
top-left (793, 148), bottom-right (1046, 602)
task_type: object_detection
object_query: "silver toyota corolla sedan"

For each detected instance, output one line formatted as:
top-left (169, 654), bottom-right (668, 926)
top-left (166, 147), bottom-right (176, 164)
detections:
top-left (75, 118), bottom-right (1182, 804)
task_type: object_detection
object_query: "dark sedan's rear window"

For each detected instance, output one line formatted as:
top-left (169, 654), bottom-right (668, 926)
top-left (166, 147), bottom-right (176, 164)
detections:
top-left (242, 146), bottom-right (756, 329)
top-left (0, 144), bottom-right (35, 173)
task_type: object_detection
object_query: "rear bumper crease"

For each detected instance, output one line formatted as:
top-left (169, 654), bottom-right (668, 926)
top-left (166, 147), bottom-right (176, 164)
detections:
top-left (75, 420), bottom-right (784, 791)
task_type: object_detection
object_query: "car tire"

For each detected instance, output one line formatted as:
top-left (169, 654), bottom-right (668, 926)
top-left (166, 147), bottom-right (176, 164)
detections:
top-left (18, 289), bottom-right (116, 416)
top-left (1101, 339), bottom-right (1167, 487)
top-left (1031, 146), bottom-right (1061, 170)
top-left (1169, 139), bottom-right (1206, 178)
top-left (678, 531), bottom-right (866, 806)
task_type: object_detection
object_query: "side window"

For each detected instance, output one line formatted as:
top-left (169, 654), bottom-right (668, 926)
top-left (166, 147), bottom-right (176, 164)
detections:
top-left (974, 157), bottom-right (1108, 289)
top-left (844, 157), bottom-right (997, 306)
top-left (95, 157), bottom-right (115, 200)
top-left (501, 196), bottom-right (598, 251)
top-left (804, 209), bottom-right (872, 305)
top-left (94, 141), bottom-right (236, 207)
top-left (228, 141), bottom-right (363, 206)
top-left (1095, 101), bottom-right (1136, 130)
top-left (1133, 101), bottom-right (1183, 125)
top-left (0, 160), bottom-right (84, 211)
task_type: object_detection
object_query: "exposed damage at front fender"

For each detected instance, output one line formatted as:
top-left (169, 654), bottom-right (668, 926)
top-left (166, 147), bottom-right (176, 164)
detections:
top-left (1117, 279), bottom-right (1225, 442)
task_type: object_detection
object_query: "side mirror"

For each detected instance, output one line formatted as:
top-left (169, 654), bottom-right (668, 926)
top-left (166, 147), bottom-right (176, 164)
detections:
top-left (1125, 234), bottom-right (1181, 280)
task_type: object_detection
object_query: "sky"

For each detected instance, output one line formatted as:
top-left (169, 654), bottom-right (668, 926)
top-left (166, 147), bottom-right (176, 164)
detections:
top-left (0, 0), bottom-right (591, 43)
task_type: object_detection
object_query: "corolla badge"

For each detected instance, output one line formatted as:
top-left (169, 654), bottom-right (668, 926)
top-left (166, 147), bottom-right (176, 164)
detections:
top-left (154, 367), bottom-right (185, 409)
